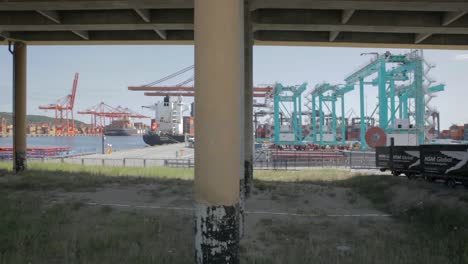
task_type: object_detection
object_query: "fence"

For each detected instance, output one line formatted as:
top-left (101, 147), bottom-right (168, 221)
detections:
top-left (5, 149), bottom-right (376, 170)
top-left (42, 157), bottom-right (195, 168)
top-left (253, 149), bottom-right (377, 170)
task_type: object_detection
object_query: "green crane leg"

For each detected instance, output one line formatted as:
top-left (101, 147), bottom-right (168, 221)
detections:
top-left (332, 97), bottom-right (337, 145)
top-left (360, 79), bottom-right (367, 149)
top-left (319, 95), bottom-right (323, 146)
top-left (341, 96), bottom-right (346, 145)
top-left (312, 95), bottom-right (316, 144)
top-left (274, 95), bottom-right (280, 145)
top-left (398, 95), bottom-right (403, 119)
top-left (390, 80), bottom-right (395, 128)
top-left (378, 58), bottom-right (388, 130)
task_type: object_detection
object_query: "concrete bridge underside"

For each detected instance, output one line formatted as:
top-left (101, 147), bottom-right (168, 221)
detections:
top-left (1, 0), bottom-right (468, 48)
top-left (2, 1), bottom-right (468, 263)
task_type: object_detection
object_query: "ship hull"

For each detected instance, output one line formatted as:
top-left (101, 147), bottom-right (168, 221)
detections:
top-left (104, 128), bottom-right (138, 136)
top-left (143, 133), bottom-right (185, 146)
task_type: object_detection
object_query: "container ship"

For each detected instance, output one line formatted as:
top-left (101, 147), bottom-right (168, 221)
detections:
top-left (104, 116), bottom-right (138, 136)
top-left (142, 96), bottom-right (194, 146)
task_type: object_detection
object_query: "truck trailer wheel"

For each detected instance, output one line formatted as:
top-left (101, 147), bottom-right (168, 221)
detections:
top-left (424, 175), bottom-right (435, 182)
top-left (446, 178), bottom-right (457, 189)
top-left (406, 173), bottom-right (415, 180)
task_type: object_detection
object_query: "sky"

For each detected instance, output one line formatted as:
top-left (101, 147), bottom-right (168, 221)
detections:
top-left (1, 45), bottom-right (468, 129)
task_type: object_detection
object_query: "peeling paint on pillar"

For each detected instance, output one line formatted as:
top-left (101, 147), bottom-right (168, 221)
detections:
top-left (195, 203), bottom-right (240, 264)
top-left (244, 160), bottom-right (253, 198)
top-left (239, 179), bottom-right (245, 238)
top-left (14, 151), bottom-right (26, 173)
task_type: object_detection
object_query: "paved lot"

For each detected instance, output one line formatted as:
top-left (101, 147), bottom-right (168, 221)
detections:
top-left (58, 143), bottom-right (194, 167)
top-left (85, 143), bottom-right (193, 160)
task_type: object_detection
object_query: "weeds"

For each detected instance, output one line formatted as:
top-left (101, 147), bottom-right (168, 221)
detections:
top-left (1, 162), bottom-right (468, 263)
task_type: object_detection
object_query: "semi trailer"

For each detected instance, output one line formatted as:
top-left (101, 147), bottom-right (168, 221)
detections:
top-left (376, 144), bottom-right (468, 188)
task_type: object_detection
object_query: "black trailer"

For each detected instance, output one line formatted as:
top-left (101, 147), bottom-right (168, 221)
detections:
top-left (376, 144), bottom-right (468, 187)
top-left (420, 144), bottom-right (468, 187)
top-left (376, 146), bottom-right (421, 178)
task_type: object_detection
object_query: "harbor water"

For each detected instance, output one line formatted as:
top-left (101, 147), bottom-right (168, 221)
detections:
top-left (0, 135), bottom-right (146, 155)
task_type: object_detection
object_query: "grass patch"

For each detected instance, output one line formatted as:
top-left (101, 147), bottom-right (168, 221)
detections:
top-left (1, 162), bottom-right (468, 263)
top-left (255, 169), bottom-right (353, 183)
top-left (0, 162), bottom-right (193, 180)
top-left (0, 162), bottom-right (193, 192)
top-left (0, 191), bottom-right (193, 264)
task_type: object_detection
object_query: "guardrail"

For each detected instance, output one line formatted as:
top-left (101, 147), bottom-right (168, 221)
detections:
top-left (1, 149), bottom-right (377, 170)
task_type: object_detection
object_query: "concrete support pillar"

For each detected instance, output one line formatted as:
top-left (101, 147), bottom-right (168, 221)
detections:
top-left (194, 1), bottom-right (244, 263)
top-left (12, 42), bottom-right (27, 173)
top-left (243, 0), bottom-right (253, 198)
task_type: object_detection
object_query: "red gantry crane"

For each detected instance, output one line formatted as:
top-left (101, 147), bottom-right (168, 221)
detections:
top-left (78, 102), bottom-right (148, 134)
top-left (39, 73), bottom-right (79, 135)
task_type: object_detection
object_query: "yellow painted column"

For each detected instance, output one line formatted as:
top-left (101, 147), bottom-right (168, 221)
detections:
top-left (194, 0), bottom-right (244, 263)
top-left (12, 42), bottom-right (27, 173)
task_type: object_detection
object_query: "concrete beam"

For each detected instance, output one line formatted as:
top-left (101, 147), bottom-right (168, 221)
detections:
top-left (251, 0), bottom-right (468, 12)
top-left (253, 23), bottom-right (468, 35)
top-left (7, 30), bottom-right (194, 42)
top-left (134, 8), bottom-right (151, 22)
top-left (255, 30), bottom-right (468, 47)
top-left (253, 9), bottom-right (468, 27)
top-left (2, 0), bottom-right (468, 12)
top-left (0, 1), bottom-right (194, 11)
top-left (341, 9), bottom-right (355, 24)
top-left (5, 22), bottom-right (468, 36)
top-left (414, 33), bottom-right (432, 43)
top-left (72, 30), bottom-right (89, 40)
top-left (442, 11), bottom-right (467, 26)
top-left (0, 9), bottom-right (194, 24)
top-left (0, 23), bottom-right (194, 31)
top-left (0, 31), bottom-right (9, 39)
top-left (36, 10), bottom-right (61, 23)
top-left (329, 31), bottom-right (340, 41)
top-left (154, 29), bottom-right (167, 40)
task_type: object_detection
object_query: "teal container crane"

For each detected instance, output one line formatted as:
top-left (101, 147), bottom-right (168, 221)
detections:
top-left (344, 55), bottom-right (390, 149)
top-left (273, 82), bottom-right (307, 146)
top-left (345, 51), bottom-right (445, 148)
top-left (334, 85), bottom-right (354, 145)
top-left (308, 83), bottom-right (353, 146)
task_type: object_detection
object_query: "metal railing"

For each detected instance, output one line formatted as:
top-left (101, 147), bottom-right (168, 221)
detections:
top-left (2, 149), bottom-right (377, 170)
top-left (40, 157), bottom-right (195, 168)
top-left (253, 149), bottom-right (377, 170)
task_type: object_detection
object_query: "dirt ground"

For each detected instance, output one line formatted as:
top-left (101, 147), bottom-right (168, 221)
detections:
top-left (45, 176), bottom-right (466, 263)
top-left (1, 166), bottom-right (467, 263)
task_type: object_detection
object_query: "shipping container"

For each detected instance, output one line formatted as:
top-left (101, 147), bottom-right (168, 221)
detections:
top-left (449, 125), bottom-right (464, 140)
top-left (183, 116), bottom-right (195, 135)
